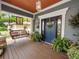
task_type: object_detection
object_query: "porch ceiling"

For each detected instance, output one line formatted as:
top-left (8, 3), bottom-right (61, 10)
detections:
top-left (2, 0), bottom-right (61, 13)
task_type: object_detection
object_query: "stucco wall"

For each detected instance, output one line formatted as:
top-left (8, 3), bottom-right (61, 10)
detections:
top-left (35, 0), bottom-right (79, 41)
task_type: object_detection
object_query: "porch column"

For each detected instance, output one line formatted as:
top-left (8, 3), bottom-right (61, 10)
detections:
top-left (32, 14), bottom-right (36, 32)
top-left (61, 15), bottom-right (65, 38)
top-left (39, 17), bottom-right (41, 34)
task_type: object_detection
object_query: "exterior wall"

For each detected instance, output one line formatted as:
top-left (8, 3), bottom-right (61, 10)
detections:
top-left (34, 17), bottom-right (40, 32)
top-left (0, 0), bottom-right (1, 18)
top-left (33, 16), bottom-right (40, 32)
top-left (1, 4), bottom-right (33, 18)
top-left (65, 0), bottom-right (79, 42)
top-left (38, 8), bottom-right (68, 38)
top-left (0, 0), bottom-right (1, 11)
top-left (34, 0), bottom-right (79, 41)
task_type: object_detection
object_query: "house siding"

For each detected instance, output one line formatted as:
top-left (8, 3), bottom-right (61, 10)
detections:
top-left (65, 0), bottom-right (79, 42)
top-left (34, 0), bottom-right (79, 42)
top-left (0, 0), bottom-right (1, 11)
top-left (1, 4), bottom-right (33, 18)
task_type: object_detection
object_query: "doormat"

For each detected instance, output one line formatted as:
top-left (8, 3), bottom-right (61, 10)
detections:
top-left (40, 43), bottom-right (49, 48)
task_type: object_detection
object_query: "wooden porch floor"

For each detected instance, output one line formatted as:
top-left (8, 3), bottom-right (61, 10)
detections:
top-left (0, 40), bottom-right (68, 59)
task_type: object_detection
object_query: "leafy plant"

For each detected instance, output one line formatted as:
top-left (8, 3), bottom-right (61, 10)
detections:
top-left (0, 13), bottom-right (16, 22)
top-left (31, 31), bottom-right (42, 42)
top-left (0, 22), bottom-right (7, 27)
top-left (69, 12), bottom-right (79, 44)
top-left (0, 27), bottom-right (7, 31)
top-left (67, 46), bottom-right (79, 59)
top-left (69, 13), bottom-right (79, 27)
top-left (68, 11), bottom-right (79, 59)
top-left (0, 22), bottom-right (7, 31)
top-left (52, 36), bottom-right (71, 52)
top-left (47, 19), bottom-right (54, 28)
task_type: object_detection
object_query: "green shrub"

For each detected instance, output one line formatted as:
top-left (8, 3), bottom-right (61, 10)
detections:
top-left (67, 46), bottom-right (79, 59)
top-left (0, 23), bottom-right (7, 31)
top-left (31, 31), bottom-right (42, 42)
top-left (52, 36), bottom-right (71, 52)
top-left (0, 27), bottom-right (7, 31)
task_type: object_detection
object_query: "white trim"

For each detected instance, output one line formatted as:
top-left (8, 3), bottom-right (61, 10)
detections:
top-left (38, 7), bottom-right (69, 38)
top-left (35, 0), bottom-right (70, 14)
top-left (1, 1), bottom-right (34, 15)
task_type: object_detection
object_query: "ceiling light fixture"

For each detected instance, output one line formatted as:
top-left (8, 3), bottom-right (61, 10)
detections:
top-left (36, 0), bottom-right (41, 11)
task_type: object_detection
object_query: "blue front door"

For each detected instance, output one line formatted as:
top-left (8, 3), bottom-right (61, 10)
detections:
top-left (44, 18), bottom-right (56, 43)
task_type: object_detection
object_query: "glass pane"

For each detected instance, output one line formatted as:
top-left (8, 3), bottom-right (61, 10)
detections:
top-left (57, 19), bottom-right (62, 36)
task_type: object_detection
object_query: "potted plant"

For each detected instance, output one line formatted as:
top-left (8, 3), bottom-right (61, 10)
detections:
top-left (0, 40), bottom-right (6, 56)
top-left (67, 46), bottom-right (79, 59)
top-left (0, 45), bottom-right (6, 56)
top-left (0, 33), bottom-right (6, 56)
top-left (31, 31), bottom-right (42, 42)
top-left (52, 35), bottom-right (71, 53)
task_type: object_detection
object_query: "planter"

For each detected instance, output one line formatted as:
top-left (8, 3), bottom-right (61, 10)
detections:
top-left (31, 32), bottom-right (42, 42)
top-left (0, 48), bottom-right (6, 56)
top-left (0, 49), bottom-right (3, 56)
top-left (0, 36), bottom-right (6, 56)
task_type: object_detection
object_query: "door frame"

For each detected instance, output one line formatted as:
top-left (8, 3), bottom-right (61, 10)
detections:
top-left (38, 7), bottom-right (69, 38)
top-left (41, 17), bottom-right (60, 42)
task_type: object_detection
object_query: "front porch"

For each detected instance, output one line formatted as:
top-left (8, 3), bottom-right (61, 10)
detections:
top-left (0, 40), bottom-right (68, 59)
top-left (0, 0), bottom-right (79, 59)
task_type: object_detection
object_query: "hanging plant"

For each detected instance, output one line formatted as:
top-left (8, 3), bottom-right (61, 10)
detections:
top-left (69, 13), bottom-right (79, 27)
top-left (47, 18), bottom-right (54, 28)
